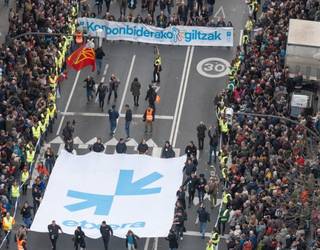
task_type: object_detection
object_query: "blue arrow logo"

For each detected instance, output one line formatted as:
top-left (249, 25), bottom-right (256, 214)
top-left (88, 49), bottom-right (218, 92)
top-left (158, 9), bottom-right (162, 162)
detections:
top-left (115, 170), bottom-right (162, 195)
top-left (65, 170), bottom-right (163, 215)
top-left (64, 190), bottom-right (114, 216)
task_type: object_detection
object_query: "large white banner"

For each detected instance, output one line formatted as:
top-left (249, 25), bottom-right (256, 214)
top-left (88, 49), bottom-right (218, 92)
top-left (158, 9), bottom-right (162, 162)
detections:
top-left (78, 18), bottom-right (234, 47)
top-left (31, 151), bottom-right (185, 239)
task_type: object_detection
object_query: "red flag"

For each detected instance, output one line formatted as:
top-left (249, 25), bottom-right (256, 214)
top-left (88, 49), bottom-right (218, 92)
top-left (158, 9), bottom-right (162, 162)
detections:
top-left (66, 46), bottom-right (96, 72)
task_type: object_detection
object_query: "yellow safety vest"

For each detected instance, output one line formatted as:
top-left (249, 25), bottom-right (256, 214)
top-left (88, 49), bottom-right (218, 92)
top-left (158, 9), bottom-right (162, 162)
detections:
top-left (206, 244), bottom-right (215, 250)
top-left (11, 185), bottom-right (20, 198)
top-left (38, 120), bottom-right (46, 133)
top-left (26, 150), bottom-right (35, 164)
top-left (154, 57), bottom-right (161, 66)
top-left (219, 120), bottom-right (229, 133)
top-left (222, 192), bottom-right (231, 204)
top-left (242, 35), bottom-right (249, 45)
top-left (45, 113), bottom-right (50, 127)
top-left (21, 171), bottom-right (29, 183)
top-left (48, 75), bottom-right (58, 90)
top-left (3, 217), bottom-right (14, 231)
top-left (211, 232), bottom-right (220, 244)
top-left (32, 126), bottom-right (41, 140)
top-left (48, 107), bottom-right (56, 119)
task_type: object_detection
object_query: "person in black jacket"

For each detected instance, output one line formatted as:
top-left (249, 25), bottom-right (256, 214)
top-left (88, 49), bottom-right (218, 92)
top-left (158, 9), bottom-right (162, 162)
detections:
top-left (183, 173), bottom-right (199, 208)
top-left (197, 203), bottom-right (210, 239)
top-left (208, 125), bottom-right (219, 165)
top-left (183, 158), bottom-right (196, 177)
top-left (145, 85), bottom-right (157, 110)
top-left (48, 220), bottom-right (63, 250)
top-left (20, 201), bottom-right (33, 228)
top-left (137, 138), bottom-right (149, 154)
top-left (176, 186), bottom-right (186, 209)
top-left (197, 174), bottom-right (207, 204)
top-left (108, 74), bottom-right (120, 104)
top-left (83, 76), bottom-right (95, 103)
top-left (108, 105), bottom-right (119, 136)
top-left (161, 141), bottom-right (175, 158)
top-left (184, 141), bottom-right (197, 158)
top-left (96, 81), bottom-right (108, 111)
top-left (130, 77), bottom-right (141, 106)
top-left (196, 121), bottom-right (207, 150)
top-left (73, 226), bottom-right (86, 250)
top-left (116, 138), bottom-right (127, 153)
top-left (100, 220), bottom-right (113, 250)
top-left (91, 138), bottom-right (105, 152)
top-left (124, 104), bottom-right (132, 138)
top-left (165, 229), bottom-right (179, 249)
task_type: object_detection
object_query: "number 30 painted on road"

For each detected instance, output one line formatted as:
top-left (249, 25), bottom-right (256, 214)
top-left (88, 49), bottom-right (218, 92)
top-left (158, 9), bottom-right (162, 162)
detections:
top-left (196, 57), bottom-right (230, 78)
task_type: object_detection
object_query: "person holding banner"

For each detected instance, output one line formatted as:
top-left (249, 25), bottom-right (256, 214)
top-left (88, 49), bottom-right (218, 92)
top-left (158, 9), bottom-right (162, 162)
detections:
top-left (73, 226), bottom-right (86, 250)
top-left (100, 221), bottom-right (113, 250)
top-left (125, 230), bottom-right (139, 250)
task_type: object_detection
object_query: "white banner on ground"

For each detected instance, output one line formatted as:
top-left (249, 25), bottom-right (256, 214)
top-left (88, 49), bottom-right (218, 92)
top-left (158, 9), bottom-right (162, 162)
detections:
top-left (31, 150), bottom-right (185, 238)
top-left (78, 18), bottom-right (234, 47)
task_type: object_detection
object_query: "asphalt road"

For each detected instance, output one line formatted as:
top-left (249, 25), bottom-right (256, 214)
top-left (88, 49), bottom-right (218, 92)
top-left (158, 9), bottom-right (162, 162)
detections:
top-left (1, 0), bottom-right (249, 249)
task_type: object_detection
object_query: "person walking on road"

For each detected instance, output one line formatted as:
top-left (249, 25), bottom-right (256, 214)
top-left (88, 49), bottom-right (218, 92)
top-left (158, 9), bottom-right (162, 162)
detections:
top-left (100, 220), bottom-right (113, 250)
top-left (95, 47), bottom-right (105, 75)
top-left (108, 105), bottom-right (119, 136)
top-left (116, 138), bottom-right (127, 153)
top-left (217, 207), bottom-right (230, 236)
top-left (152, 53), bottom-right (162, 84)
top-left (96, 81), bottom-right (108, 111)
top-left (197, 203), bottom-right (210, 239)
top-left (3, 212), bottom-right (15, 248)
top-left (130, 77), bottom-right (141, 107)
top-left (107, 74), bottom-right (120, 104)
top-left (143, 106), bottom-right (155, 134)
top-left (165, 229), bottom-right (179, 250)
top-left (183, 172), bottom-right (199, 208)
top-left (125, 104), bottom-right (132, 139)
top-left (206, 175), bottom-right (219, 209)
top-left (74, 226), bottom-right (86, 250)
top-left (196, 121), bottom-right (207, 150)
top-left (83, 76), bottom-right (95, 103)
top-left (145, 85), bottom-right (157, 110)
top-left (125, 230), bottom-right (139, 250)
top-left (20, 201), bottom-right (33, 229)
top-left (48, 220), bottom-right (63, 250)
top-left (208, 125), bottom-right (219, 165)
top-left (16, 233), bottom-right (27, 250)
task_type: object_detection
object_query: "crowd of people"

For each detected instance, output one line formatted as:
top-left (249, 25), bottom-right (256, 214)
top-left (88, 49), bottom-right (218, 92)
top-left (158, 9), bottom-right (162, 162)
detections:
top-left (0, 0), bottom-right (79, 248)
top-left (81, 0), bottom-right (234, 28)
top-left (213, 0), bottom-right (320, 249)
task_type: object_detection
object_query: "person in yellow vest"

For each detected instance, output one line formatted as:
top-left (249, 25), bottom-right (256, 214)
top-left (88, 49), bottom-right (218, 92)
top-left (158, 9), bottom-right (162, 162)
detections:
top-left (244, 16), bottom-right (254, 34)
top-left (152, 53), bottom-right (162, 84)
top-left (3, 212), bottom-right (15, 248)
top-left (21, 166), bottom-right (30, 195)
top-left (206, 239), bottom-right (215, 250)
top-left (38, 117), bottom-right (46, 137)
top-left (219, 117), bottom-right (229, 145)
top-left (47, 103), bottom-right (57, 133)
top-left (32, 123), bottom-right (41, 142)
top-left (222, 190), bottom-right (232, 208)
top-left (48, 72), bottom-right (58, 91)
top-left (26, 147), bottom-right (35, 167)
top-left (11, 181), bottom-right (20, 207)
top-left (210, 228), bottom-right (220, 249)
top-left (242, 30), bottom-right (249, 55)
top-left (16, 233), bottom-right (27, 250)
top-left (143, 106), bottom-right (155, 134)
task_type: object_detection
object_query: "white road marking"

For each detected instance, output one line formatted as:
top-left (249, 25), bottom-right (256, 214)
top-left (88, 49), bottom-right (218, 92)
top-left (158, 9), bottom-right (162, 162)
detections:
top-left (119, 55), bottom-right (136, 113)
top-left (146, 138), bottom-right (158, 148)
top-left (214, 6), bottom-right (226, 19)
top-left (144, 238), bottom-right (150, 250)
top-left (58, 111), bottom-right (174, 120)
top-left (172, 46), bottom-right (195, 147)
top-left (239, 29), bottom-right (244, 46)
top-left (169, 46), bottom-right (190, 144)
top-left (103, 64), bottom-right (109, 76)
top-left (49, 136), bottom-right (64, 144)
top-left (56, 70), bottom-right (81, 135)
top-left (73, 136), bottom-right (84, 144)
top-left (154, 237), bottom-right (158, 250)
top-left (196, 57), bottom-right (230, 78)
top-left (57, 143), bottom-right (65, 155)
top-left (184, 231), bottom-right (229, 238)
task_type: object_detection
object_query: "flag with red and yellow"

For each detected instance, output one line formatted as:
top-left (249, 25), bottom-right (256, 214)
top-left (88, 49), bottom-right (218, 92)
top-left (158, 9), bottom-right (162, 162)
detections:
top-left (66, 46), bottom-right (96, 72)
